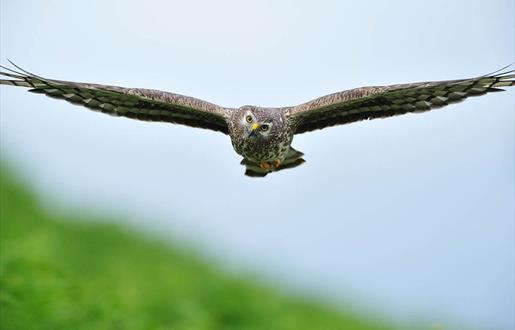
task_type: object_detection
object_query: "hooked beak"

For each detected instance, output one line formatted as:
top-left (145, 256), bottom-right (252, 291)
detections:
top-left (247, 123), bottom-right (259, 138)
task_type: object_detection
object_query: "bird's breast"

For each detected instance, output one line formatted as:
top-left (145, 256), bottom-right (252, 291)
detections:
top-left (231, 133), bottom-right (293, 163)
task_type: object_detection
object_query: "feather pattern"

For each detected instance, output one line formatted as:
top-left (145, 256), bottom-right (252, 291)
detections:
top-left (288, 67), bottom-right (515, 134)
top-left (0, 62), bottom-right (232, 134)
top-left (1, 61), bottom-right (514, 177)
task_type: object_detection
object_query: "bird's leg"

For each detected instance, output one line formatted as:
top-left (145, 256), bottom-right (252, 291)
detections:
top-left (259, 162), bottom-right (273, 170)
top-left (259, 160), bottom-right (282, 171)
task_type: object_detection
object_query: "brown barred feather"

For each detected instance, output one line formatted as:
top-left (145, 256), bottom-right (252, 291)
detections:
top-left (1, 61), bottom-right (513, 177)
top-left (0, 64), bottom-right (232, 134)
top-left (288, 68), bottom-right (514, 134)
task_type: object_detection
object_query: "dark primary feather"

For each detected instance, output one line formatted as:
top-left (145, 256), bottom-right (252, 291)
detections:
top-left (0, 63), bottom-right (232, 134)
top-left (288, 67), bottom-right (515, 134)
top-left (2, 62), bottom-right (514, 137)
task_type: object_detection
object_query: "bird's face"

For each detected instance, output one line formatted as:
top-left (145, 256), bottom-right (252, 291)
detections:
top-left (241, 110), bottom-right (274, 140)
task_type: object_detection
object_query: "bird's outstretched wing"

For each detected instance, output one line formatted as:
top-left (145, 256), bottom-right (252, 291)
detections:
top-left (0, 62), bottom-right (232, 134)
top-left (287, 66), bottom-right (515, 134)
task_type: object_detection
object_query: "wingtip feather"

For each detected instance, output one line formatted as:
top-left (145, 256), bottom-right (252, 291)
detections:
top-left (0, 79), bottom-right (32, 87)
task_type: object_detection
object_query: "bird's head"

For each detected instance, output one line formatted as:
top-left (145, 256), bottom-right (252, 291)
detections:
top-left (237, 105), bottom-right (277, 140)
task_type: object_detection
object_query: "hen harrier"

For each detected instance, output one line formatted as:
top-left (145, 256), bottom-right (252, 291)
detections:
top-left (1, 61), bottom-right (513, 177)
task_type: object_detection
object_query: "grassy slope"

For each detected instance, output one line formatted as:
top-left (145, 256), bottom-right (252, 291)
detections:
top-left (0, 167), bottom-right (394, 330)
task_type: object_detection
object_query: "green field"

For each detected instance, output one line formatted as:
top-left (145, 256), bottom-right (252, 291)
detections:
top-left (0, 166), bottom-right (395, 330)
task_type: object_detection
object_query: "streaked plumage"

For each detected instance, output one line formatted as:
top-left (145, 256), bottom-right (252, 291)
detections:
top-left (1, 61), bottom-right (513, 177)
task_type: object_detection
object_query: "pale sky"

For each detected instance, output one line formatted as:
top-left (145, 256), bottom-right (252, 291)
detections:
top-left (1, 1), bottom-right (514, 329)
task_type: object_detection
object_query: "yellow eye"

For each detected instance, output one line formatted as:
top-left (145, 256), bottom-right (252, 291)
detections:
top-left (260, 124), bottom-right (269, 131)
top-left (245, 115), bottom-right (253, 123)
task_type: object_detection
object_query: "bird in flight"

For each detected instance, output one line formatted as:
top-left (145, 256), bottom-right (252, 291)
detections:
top-left (1, 61), bottom-right (513, 177)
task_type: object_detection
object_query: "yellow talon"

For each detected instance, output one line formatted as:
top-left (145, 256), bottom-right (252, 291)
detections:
top-left (259, 160), bottom-right (281, 171)
top-left (259, 162), bottom-right (272, 170)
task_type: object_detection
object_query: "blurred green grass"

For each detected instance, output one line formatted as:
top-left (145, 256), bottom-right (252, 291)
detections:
top-left (0, 166), bottom-right (395, 330)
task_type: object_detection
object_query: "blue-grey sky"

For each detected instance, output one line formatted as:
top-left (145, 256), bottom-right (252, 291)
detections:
top-left (1, 0), bottom-right (514, 329)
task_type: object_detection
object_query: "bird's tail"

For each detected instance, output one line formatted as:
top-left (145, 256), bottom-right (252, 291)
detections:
top-left (242, 147), bottom-right (305, 178)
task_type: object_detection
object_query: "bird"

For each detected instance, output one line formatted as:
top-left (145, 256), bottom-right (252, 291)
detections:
top-left (1, 61), bottom-right (513, 177)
